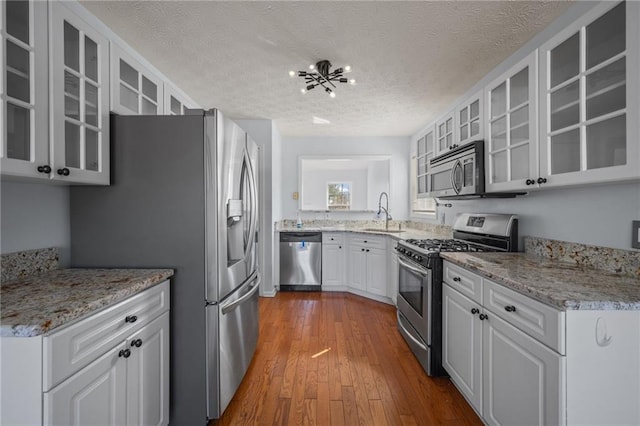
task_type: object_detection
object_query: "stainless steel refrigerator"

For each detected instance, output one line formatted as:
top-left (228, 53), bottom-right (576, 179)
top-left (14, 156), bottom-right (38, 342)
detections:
top-left (69, 109), bottom-right (260, 424)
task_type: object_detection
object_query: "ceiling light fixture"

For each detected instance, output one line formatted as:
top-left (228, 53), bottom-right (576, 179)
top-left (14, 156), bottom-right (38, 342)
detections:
top-left (290, 60), bottom-right (355, 97)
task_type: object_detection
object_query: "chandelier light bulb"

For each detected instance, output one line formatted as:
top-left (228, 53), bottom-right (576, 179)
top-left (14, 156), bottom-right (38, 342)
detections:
top-left (344, 65), bottom-right (352, 72)
top-left (309, 64), bottom-right (315, 70)
top-left (349, 79), bottom-right (356, 85)
top-left (300, 88), bottom-right (307, 94)
top-left (329, 91), bottom-right (336, 98)
top-left (289, 70), bottom-right (295, 77)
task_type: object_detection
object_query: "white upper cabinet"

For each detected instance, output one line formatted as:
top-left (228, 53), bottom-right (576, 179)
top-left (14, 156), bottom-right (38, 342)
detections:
top-left (50, 1), bottom-right (110, 184)
top-left (1, 0), bottom-right (49, 178)
top-left (111, 42), bottom-right (164, 115)
top-left (539, 1), bottom-right (640, 187)
top-left (416, 127), bottom-right (434, 197)
top-left (435, 110), bottom-right (456, 155)
top-left (163, 82), bottom-right (198, 115)
top-left (456, 90), bottom-right (484, 146)
top-left (485, 52), bottom-right (538, 192)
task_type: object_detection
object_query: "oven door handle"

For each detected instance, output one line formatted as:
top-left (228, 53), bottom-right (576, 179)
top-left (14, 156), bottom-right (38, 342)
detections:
top-left (397, 312), bottom-right (428, 351)
top-left (398, 256), bottom-right (428, 277)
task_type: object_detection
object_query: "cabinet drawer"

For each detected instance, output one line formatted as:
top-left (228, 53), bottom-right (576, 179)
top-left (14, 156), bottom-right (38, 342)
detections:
top-left (349, 234), bottom-right (386, 249)
top-left (483, 279), bottom-right (565, 354)
top-left (443, 261), bottom-right (483, 304)
top-left (323, 232), bottom-right (344, 245)
top-left (43, 280), bottom-right (170, 391)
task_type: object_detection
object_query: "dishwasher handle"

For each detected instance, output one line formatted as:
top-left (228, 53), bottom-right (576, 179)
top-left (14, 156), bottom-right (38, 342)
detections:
top-left (280, 232), bottom-right (322, 243)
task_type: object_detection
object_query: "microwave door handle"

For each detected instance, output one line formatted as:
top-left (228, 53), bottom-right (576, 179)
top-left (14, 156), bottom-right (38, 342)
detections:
top-left (450, 159), bottom-right (462, 194)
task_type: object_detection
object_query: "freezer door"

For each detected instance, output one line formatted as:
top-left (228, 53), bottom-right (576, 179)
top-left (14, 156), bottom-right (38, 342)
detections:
top-left (209, 271), bottom-right (260, 419)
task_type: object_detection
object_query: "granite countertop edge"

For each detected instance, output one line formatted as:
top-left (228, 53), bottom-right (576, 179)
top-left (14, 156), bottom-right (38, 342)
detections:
top-left (1, 269), bottom-right (174, 338)
top-left (441, 253), bottom-right (640, 311)
top-left (276, 226), bottom-right (450, 240)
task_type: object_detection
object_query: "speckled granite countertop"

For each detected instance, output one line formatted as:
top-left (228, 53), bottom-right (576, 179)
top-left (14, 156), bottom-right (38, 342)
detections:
top-left (441, 252), bottom-right (640, 311)
top-left (0, 269), bottom-right (174, 337)
top-left (276, 226), bottom-right (451, 241)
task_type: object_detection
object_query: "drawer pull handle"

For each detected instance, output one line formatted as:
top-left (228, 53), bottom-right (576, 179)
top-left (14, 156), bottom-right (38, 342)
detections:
top-left (131, 339), bottom-right (143, 348)
top-left (470, 308), bottom-right (479, 315)
top-left (119, 349), bottom-right (131, 358)
top-left (125, 315), bottom-right (138, 323)
top-left (479, 313), bottom-right (488, 321)
top-left (504, 305), bottom-right (516, 312)
top-left (452, 276), bottom-right (461, 282)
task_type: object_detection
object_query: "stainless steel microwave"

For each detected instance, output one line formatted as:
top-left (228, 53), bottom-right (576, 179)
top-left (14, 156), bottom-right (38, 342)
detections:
top-left (428, 141), bottom-right (485, 198)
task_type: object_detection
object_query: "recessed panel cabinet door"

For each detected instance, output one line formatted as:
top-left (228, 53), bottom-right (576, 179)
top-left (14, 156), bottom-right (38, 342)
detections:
top-left (126, 312), bottom-right (170, 426)
top-left (366, 247), bottom-right (388, 296)
top-left (322, 243), bottom-right (345, 287)
top-left (50, 2), bottom-right (110, 184)
top-left (482, 313), bottom-right (564, 426)
top-left (347, 245), bottom-right (367, 291)
top-left (44, 343), bottom-right (127, 426)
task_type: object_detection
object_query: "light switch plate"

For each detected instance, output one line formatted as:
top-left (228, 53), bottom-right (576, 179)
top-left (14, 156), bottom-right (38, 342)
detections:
top-left (632, 221), bottom-right (640, 249)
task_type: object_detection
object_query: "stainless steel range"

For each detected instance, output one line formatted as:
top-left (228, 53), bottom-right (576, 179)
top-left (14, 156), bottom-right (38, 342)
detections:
top-left (395, 213), bottom-right (518, 376)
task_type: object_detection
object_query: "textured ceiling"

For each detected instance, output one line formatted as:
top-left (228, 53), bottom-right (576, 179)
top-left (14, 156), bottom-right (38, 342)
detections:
top-left (81, 1), bottom-right (573, 137)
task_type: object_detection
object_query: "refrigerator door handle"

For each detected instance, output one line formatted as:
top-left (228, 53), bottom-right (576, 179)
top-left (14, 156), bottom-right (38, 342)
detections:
top-left (243, 149), bottom-right (258, 260)
top-left (220, 272), bottom-right (261, 315)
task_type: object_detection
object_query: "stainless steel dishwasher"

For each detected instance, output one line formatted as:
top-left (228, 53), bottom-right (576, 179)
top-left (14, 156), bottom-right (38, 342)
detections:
top-left (279, 232), bottom-right (322, 291)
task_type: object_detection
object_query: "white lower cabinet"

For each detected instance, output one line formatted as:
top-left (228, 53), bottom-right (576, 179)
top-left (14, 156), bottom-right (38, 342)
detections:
top-left (322, 233), bottom-right (345, 289)
top-left (0, 281), bottom-right (170, 426)
top-left (443, 260), bottom-right (640, 425)
top-left (347, 234), bottom-right (387, 297)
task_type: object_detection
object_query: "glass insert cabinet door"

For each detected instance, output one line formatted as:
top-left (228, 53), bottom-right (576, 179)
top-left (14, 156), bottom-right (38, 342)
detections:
top-left (0, 0), bottom-right (49, 178)
top-left (485, 52), bottom-right (538, 192)
top-left (50, 2), bottom-right (109, 184)
top-left (539, 1), bottom-right (640, 186)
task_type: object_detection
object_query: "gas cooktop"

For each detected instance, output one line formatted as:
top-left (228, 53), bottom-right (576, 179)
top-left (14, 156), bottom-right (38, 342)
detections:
top-left (401, 238), bottom-right (492, 253)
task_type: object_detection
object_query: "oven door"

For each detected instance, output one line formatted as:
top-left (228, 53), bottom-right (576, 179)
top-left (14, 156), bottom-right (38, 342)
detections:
top-left (396, 256), bottom-right (432, 345)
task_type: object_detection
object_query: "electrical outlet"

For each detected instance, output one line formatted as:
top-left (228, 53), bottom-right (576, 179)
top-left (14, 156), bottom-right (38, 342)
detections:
top-left (632, 221), bottom-right (640, 249)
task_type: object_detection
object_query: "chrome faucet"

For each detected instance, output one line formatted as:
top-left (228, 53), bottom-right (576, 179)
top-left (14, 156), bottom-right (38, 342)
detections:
top-left (377, 192), bottom-right (392, 230)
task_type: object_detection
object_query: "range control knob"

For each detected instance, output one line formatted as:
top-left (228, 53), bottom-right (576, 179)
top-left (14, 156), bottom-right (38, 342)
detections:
top-left (416, 255), bottom-right (423, 262)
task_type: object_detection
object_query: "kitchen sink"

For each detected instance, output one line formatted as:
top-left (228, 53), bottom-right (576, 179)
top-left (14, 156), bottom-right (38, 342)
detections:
top-left (362, 228), bottom-right (405, 233)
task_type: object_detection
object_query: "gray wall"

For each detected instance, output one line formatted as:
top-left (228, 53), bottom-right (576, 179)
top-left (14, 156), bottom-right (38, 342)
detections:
top-left (436, 181), bottom-right (640, 251)
top-left (0, 181), bottom-right (70, 266)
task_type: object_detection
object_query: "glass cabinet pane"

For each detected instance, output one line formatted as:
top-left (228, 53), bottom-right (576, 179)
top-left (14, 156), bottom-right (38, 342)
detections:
top-left (510, 105), bottom-right (529, 144)
top-left (470, 100), bottom-right (479, 120)
top-left (417, 137), bottom-right (425, 156)
top-left (586, 58), bottom-right (625, 120)
top-left (6, 0), bottom-right (30, 44)
top-left (6, 40), bottom-right (30, 102)
top-left (85, 82), bottom-right (98, 126)
top-left (170, 96), bottom-right (181, 115)
top-left (492, 151), bottom-right (507, 183)
top-left (86, 128), bottom-right (99, 171)
top-left (586, 2), bottom-right (625, 69)
top-left (459, 106), bottom-right (468, 124)
top-left (141, 98), bottom-right (157, 115)
top-left (425, 131), bottom-right (433, 152)
top-left (550, 33), bottom-right (579, 87)
top-left (550, 81), bottom-right (579, 131)
top-left (491, 116), bottom-right (507, 150)
top-left (64, 71), bottom-right (80, 120)
top-left (510, 67), bottom-right (529, 107)
top-left (551, 129), bottom-right (580, 174)
top-left (120, 59), bottom-right (138, 89)
top-left (120, 84), bottom-right (139, 113)
top-left (65, 122), bottom-right (81, 168)
top-left (63, 21), bottom-right (80, 72)
top-left (6, 103), bottom-right (30, 160)
top-left (511, 144), bottom-right (530, 180)
top-left (446, 118), bottom-right (452, 133)
top-left (470, 120), bottom-right (480, 138)
top-left (491, 82), bottom-right (506, 118)
top-left (85, 37), bottom-right (98, 82)
top-left (586, 115), bottom-right (626, 169)
top-left (460, 124), bottom-right (468, 141)
top-left (142, 76), bottom-right (157, 101)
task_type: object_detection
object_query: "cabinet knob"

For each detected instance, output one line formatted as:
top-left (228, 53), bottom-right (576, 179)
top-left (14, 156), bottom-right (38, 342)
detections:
top-left (125, 315), bottom-right (138, 323)
top-left (525, 179), bottom-right (535, 186)
top-left (37, 165), bottom-right (52, 173)
top-left (57, 167), bottom-right (70, 176)
top-left (339, 246), bottom-right (342, 249)
top-left (361, 248), bottom-right (365, 252)
top-left (470, 308), bottom-right (479, 315)
top-left (504, 305), bottom-right (516, 313)
top-left (366, 249), bottom-right (370, 252)
top-left (119, 349), bottom-right (131, 358)
top-left (452, 276), bottom-right (461, 282)
top-left (131, 339), bottom-right (143, 348)
top-left (537, 177), bottom-right (547, 184)
top-left (364, 240), bottom-right (368, 243)
top-left (479, 313), bottom-right (488, 321)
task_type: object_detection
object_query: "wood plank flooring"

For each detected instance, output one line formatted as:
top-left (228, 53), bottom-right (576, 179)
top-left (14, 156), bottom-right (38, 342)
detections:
top-left (211, 292), bottom-right (482, 426)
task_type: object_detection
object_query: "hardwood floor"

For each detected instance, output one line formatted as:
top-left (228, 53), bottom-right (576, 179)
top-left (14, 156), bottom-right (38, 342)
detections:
top-left (211, 292), bottom-right (482, 425)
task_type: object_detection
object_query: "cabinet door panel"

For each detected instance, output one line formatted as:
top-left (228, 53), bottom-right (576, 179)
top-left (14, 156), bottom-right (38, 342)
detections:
top-left (322, 243), bottom-right (345, 287)
top-left (50, 2), bottom-right (110, 184)
top-left (483, 314), bottom-right (564, 426)
top-left (442, 285), bottom-right (482, 412)
top-left (44, 343), bottom-right (127, 426)
top-left (347, 245), bottom-right (367, 291)
top-left (126, 312), bottom-right (170, 426)
top-left (366, 247), bottom-right (387, 296)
